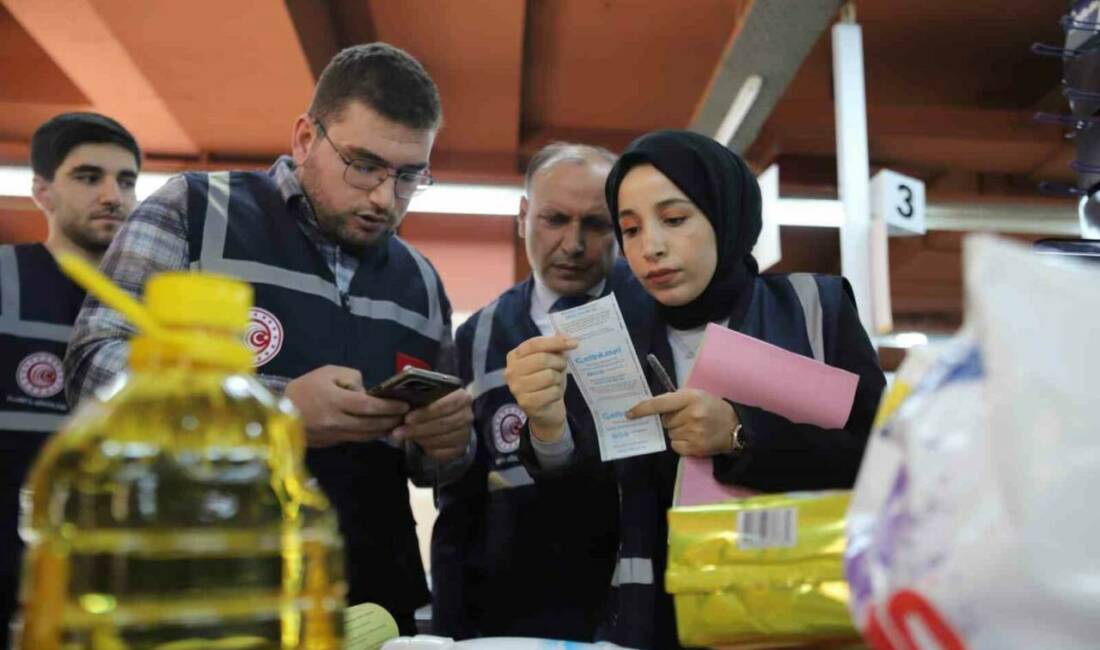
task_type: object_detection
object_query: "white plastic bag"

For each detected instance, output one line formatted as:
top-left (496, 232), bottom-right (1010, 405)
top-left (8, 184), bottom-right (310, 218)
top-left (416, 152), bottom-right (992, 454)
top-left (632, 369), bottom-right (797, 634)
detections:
top-left (845, 236), bottom-right (1100, 649)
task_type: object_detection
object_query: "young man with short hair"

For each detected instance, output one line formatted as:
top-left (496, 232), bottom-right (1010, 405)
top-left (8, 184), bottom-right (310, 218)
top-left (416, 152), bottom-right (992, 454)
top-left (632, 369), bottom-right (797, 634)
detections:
top-left (0, 111), bottom-right (141, 644)
top-left (65, 44), bottom-right (474, 634)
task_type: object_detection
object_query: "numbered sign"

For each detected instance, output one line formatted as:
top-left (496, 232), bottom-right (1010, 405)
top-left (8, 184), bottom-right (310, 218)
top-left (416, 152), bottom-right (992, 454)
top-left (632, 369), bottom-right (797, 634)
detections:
top-left (871, 169), bottom-right (926, 236)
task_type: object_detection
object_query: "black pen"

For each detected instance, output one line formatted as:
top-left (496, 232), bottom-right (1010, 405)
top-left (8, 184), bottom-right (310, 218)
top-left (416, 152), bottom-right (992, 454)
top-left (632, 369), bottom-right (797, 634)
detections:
top-left (645, 353), bottom-right (677, 394)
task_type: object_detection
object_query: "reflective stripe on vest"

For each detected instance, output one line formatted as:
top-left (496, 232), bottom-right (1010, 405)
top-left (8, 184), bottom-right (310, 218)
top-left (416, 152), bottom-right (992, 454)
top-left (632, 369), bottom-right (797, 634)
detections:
top-left (194, 172), bottom-right (340, 302)
top-left (468, 300), bottom-right (533, 492)
top-left (0, 246), bottom-right (72, 342)
top-left (467, 300), bottom-right (507, 399)
top-left (487, 464), bottom-right (535, 492)
top-left (610, 557), bottom-right (655, 586)
top-left (0, 411), bottom-right (66, 432)
top-left (788, 273), bottom-right (824, 362)
top-left (195, 172), bottom-right (445, 341)
top-left (395, 238), bottom-right (445, 341)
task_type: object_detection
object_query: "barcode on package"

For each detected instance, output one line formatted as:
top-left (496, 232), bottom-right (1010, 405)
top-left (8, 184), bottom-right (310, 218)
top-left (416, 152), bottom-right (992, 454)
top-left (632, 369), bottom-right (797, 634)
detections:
top-left (736, 507), bottom-right (798, 549)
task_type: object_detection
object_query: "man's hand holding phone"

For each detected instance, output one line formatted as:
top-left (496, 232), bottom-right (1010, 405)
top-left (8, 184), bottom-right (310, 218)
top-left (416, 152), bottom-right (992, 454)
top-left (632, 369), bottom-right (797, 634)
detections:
top-left (285, 365), bottom-right (410, 447)
top-left (392, 387), bottom-right (474, 462)
top-left (287, 365), bottom-right (473, 459)
top-left (370, 367), bottom-right (473, 462)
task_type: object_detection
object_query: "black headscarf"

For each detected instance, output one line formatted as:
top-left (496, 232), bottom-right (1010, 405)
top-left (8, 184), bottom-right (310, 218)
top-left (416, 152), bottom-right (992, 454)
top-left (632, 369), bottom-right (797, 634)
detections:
top-left (605, 130), bottom-right (762, 330)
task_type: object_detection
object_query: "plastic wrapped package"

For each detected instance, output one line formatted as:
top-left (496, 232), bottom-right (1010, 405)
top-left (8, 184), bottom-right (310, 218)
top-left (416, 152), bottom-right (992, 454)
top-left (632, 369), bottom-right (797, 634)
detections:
top-left (845, 236), bottom-right (1100, 649)
top-left (666, 491), bottom-right (863, 649)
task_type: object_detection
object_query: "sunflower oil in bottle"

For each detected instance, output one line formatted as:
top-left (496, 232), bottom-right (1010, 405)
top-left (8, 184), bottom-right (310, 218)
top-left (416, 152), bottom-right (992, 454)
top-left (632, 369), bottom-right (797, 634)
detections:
top-left (17, 271), bottom-right (346, 649)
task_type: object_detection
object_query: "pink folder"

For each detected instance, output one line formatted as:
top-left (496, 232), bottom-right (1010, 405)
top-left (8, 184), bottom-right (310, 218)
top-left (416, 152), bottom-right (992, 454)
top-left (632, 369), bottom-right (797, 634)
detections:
top-left (673, 323), bottom-right (860, 508)
top-left (686, 323), bottom-right (859, 430)
top-left (675, 456), bottom-right (759, 507)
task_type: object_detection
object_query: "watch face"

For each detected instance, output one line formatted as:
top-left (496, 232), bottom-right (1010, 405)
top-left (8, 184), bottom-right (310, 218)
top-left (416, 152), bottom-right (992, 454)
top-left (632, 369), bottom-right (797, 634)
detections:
top-left (731, 424), bottom-right (745, 453)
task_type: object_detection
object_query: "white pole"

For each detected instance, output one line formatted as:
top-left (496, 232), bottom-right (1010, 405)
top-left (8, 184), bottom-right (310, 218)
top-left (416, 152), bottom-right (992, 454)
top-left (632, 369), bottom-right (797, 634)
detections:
top-left (832, 7), bottom-right (886, 335)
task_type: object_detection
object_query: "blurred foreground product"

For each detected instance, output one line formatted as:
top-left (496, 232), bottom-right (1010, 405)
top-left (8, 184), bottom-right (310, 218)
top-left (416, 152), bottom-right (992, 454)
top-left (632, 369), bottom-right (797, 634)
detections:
top-left (666, 491), bottom-right (861, 649)
top-left (382, 636), bottom-right (631, 649)
top-left (17, 256), bottom-right (346, 649)
top-left (845, 236), bottom-right (1100, 649)
top-left (345, 602), bottom-right (398, 650)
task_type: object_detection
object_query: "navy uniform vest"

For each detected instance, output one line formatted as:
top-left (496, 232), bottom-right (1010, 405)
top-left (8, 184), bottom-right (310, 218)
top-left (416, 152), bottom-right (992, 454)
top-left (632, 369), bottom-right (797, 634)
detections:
top-left (521, 273), bottom-right (886, 650)
top-left (431, 260), bottom-right (648, 640)
top-left (182, 170), bottom-right (452, 618)
top-left (0, 243), bottom-right (86, 642)
top-left (0, 244), bottom-right (79, 436)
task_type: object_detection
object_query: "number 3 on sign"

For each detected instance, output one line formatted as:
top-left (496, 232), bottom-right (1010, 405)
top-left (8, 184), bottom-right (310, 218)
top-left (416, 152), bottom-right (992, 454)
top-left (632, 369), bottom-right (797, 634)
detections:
top-left (896, 184), bottom-right (915, 219)
top-left (871, 169), bottom-right (925, 236)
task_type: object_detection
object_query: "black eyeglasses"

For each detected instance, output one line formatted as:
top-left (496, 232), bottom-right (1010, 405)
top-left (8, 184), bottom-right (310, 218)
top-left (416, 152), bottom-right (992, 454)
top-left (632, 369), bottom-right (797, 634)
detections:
top-left (313, 119), bottom-right (433, 199)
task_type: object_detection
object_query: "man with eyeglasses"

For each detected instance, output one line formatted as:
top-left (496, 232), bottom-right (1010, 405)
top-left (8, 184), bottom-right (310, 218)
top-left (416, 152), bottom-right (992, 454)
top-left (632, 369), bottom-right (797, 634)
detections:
top-left (65, 43), bottom-right (474, 634)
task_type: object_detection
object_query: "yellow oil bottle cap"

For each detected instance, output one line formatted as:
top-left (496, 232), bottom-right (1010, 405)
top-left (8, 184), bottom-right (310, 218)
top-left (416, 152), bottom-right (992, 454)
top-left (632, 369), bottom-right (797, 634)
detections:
top-left (145, 272), bottom-right (252, 332)
top-left (56, 254), bottom-right (255, 372)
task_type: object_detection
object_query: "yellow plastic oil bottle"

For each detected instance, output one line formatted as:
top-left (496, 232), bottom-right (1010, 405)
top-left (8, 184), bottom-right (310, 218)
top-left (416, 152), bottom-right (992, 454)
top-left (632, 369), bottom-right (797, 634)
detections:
top-left (17, 259), bottom-right (345, 649)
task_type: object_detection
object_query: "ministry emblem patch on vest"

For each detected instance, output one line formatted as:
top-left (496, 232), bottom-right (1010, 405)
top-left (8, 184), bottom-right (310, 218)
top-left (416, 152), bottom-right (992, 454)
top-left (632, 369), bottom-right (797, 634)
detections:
top-left (16, 351), bottom-right (64, 398)
top-left (491, 403), bottom-right (527, 454)
top-left (246, 307), bottom-right (284, 367)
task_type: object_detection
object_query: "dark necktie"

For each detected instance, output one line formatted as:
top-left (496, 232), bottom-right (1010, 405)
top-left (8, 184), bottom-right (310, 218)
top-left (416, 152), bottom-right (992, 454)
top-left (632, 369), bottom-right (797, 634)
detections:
top-left (549, 293), bottom-right (592, 313)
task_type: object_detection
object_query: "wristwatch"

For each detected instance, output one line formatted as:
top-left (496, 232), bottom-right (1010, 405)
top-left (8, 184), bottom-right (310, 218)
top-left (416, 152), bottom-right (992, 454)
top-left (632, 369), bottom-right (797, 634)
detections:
top-left (729, 423), bottom-right (745, 454)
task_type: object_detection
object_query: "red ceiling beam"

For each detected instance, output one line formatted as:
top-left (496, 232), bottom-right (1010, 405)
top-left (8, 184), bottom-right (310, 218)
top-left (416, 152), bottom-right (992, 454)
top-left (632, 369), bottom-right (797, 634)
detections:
top-left (4, 0), bottom-right (198, 156)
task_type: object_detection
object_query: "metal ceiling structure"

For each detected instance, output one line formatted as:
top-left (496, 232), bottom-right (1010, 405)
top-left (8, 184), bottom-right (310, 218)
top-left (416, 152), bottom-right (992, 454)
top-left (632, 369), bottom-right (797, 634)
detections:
top-left (0, 0), bottom-right (1079, 331)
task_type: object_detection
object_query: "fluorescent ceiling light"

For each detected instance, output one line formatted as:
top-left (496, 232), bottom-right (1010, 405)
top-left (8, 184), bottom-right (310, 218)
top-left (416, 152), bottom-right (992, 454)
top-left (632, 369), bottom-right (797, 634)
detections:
top-left (2, 164), bottom-right (844, 225)
top-left (414, 185), bottom-right (848, 223)
top-left (0, 166), bottom-right (33, 198)
top-left (1, 165), bottom-right (525, 216)
top-left (135, 172), bottom-right (175, 201)
top-left (0, 165), bottom-right (174, 202)
top-left (714, 74), bottom-right (763, 146)
top-left (409, 183), bottom-right (524, 216)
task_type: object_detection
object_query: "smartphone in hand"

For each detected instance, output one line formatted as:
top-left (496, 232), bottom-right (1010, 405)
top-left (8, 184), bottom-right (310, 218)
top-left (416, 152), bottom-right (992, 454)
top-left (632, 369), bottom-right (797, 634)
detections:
top-left (367, 367), bottom-right (462, 408)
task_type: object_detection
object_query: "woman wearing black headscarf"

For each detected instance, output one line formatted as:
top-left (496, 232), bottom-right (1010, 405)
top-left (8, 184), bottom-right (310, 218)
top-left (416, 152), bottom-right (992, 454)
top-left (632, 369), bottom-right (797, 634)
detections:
top-left (506, 130), bottom-right (885, 649)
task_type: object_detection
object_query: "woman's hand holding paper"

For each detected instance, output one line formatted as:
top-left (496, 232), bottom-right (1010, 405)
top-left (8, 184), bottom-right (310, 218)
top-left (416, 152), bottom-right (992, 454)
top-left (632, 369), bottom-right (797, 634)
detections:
top-left (627, 388), bottom-right (739, 457)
